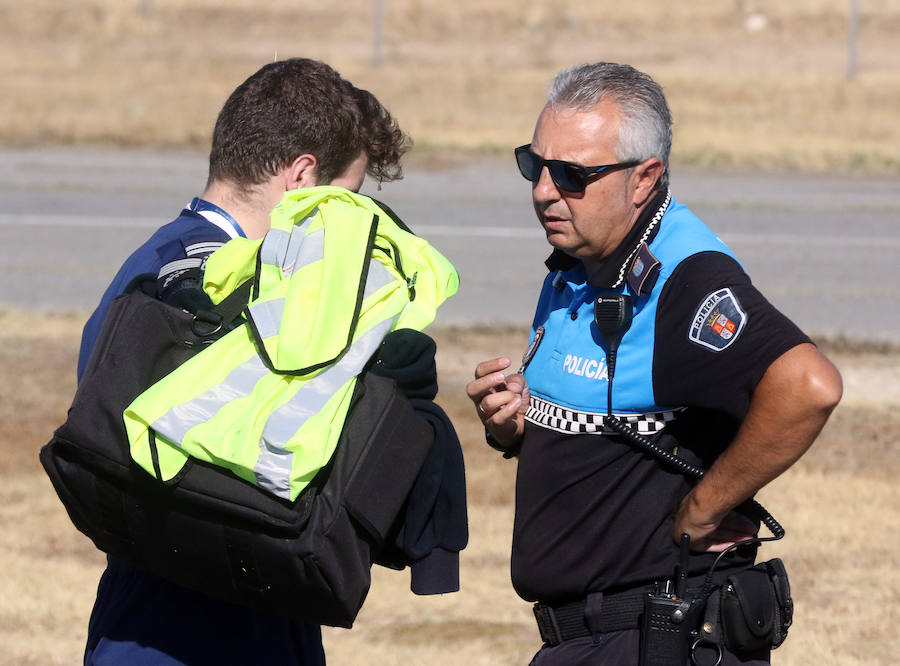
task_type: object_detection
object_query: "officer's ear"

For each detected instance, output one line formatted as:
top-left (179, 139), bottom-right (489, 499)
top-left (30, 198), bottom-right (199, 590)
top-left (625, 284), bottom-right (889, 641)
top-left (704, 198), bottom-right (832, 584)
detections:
top-left (630, 157), bottom-right (664, 207)
top-left (284, 154), bottom-right (319, 191)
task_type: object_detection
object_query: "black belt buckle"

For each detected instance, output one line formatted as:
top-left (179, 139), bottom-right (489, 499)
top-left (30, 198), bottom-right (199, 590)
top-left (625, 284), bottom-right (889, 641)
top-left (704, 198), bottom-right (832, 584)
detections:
top-left (533, 603), bottom-right (562, 646)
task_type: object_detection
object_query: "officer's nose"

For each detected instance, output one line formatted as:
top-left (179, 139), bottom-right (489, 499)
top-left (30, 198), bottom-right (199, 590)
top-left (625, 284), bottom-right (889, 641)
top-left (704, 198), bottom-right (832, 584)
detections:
top-left (533, 165), bottom-right (561, 204)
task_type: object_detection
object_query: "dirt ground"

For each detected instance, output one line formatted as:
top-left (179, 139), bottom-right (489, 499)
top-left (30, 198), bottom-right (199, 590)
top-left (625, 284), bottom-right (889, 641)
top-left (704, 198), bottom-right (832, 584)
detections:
top-left (0, 312), bottom-right (897, 665)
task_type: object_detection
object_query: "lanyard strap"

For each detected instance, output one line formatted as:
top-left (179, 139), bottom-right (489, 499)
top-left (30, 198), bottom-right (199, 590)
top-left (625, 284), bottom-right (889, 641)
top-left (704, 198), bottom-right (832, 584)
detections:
top-left (189, 197), bottom-right (247, 239)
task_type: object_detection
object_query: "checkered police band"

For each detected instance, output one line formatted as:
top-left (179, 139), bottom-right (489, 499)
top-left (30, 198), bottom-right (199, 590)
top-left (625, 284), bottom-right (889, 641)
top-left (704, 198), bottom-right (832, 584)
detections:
top-left (525, 395), bottom-right (683, 436)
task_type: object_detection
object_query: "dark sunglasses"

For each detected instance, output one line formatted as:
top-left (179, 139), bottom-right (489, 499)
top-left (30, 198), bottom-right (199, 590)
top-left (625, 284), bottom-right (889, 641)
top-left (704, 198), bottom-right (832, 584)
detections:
top-left (515, 144), bottom-right (640, 193)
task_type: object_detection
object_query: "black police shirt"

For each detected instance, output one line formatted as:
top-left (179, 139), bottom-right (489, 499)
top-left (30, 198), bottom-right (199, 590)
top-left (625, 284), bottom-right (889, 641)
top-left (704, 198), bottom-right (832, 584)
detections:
top-left (510, 194), bottom-right (810, 605)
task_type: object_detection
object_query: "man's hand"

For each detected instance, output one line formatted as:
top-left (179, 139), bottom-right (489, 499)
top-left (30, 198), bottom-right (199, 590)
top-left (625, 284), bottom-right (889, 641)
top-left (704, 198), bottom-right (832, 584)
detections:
top-left (671, 343), bottom-right (842, 552)
top-left (466, 357), bottom-right (529, 451)
top-left (674, 495), bottom-right (759, 553)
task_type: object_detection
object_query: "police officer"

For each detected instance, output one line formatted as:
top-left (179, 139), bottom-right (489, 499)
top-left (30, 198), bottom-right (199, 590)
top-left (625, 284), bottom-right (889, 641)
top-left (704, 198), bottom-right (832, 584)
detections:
top-left (466, 62), bottom-right (842, 665)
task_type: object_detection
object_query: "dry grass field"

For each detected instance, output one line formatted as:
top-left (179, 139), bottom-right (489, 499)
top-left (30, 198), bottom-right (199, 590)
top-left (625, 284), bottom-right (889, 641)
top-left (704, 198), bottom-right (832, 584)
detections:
top-left (1, 312), bottom-right (898, 665)
top-left (1, 0), bottom-right (899, 173)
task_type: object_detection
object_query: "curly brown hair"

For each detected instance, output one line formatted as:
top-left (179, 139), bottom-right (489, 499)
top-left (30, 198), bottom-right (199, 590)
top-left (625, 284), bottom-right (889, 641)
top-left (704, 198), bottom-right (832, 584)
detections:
top-left (208, 58), bottom-right (410, 190)
top-left (350, 85), bottom-right (411, 184)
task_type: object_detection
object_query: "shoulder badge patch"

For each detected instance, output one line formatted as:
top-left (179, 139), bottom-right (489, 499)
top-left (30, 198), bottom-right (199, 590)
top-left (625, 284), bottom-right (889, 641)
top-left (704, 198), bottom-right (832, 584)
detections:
top-left (688, 288), bottom-right (747, 352)
top-left (626, 242), bottom-right (661, 297)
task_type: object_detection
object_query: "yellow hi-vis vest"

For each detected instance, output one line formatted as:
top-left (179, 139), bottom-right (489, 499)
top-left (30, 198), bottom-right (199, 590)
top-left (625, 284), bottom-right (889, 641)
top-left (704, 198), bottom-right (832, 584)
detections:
top-left (123, 186), bottom-right (459, 501)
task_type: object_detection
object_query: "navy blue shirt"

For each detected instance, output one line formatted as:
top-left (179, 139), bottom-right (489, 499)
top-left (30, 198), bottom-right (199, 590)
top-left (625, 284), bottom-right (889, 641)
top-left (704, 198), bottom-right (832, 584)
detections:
top-left (79, 209), bottom-right (325, 666)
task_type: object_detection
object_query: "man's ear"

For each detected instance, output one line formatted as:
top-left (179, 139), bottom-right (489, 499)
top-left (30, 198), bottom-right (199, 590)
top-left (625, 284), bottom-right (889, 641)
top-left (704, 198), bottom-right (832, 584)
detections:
top-left (631, 157), bottom-right (665, 207)
top-left (284, 154), bottom-right (318, 190)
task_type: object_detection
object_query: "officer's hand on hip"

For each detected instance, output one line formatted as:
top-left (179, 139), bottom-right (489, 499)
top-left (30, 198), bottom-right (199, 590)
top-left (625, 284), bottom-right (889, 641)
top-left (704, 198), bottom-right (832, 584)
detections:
top-left (674, 492), bottom-right (759, 553)
top-left (466, 357), bottom-right (528, 450)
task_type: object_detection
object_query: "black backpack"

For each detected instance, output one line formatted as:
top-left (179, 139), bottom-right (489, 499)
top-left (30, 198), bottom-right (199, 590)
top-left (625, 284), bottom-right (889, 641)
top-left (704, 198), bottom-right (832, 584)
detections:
top-left (39, 279), bottom-right (434, 627)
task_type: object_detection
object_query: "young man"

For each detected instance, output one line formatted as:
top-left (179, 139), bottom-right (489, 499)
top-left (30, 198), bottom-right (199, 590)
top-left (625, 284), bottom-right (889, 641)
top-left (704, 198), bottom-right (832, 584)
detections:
top-left (467, 62), bottom-right (842, 665)
top-left (79, 58), bottom-right (422, 666)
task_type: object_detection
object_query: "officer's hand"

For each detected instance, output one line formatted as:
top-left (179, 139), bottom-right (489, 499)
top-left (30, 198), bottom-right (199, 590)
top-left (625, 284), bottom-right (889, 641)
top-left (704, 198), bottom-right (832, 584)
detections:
top-left (466, 357), bottom-right (529, 450)
top-left (674, 500), bottom-right (758, 553)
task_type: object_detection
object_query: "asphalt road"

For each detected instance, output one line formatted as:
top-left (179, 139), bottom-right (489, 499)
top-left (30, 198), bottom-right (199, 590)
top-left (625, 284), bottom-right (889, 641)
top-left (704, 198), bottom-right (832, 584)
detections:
top-left (2, 147), bottom-right (898, 343)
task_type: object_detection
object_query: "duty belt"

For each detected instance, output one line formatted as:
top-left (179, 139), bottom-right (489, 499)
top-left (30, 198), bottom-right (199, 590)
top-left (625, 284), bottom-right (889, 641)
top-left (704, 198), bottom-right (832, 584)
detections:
top-left (533, 587), bottom-right (649, 647)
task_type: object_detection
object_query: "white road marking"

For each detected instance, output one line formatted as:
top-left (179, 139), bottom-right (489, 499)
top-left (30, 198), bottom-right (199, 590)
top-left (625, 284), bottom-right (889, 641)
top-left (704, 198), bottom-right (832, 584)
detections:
top-left (4, 214), bottom-right (898, 248)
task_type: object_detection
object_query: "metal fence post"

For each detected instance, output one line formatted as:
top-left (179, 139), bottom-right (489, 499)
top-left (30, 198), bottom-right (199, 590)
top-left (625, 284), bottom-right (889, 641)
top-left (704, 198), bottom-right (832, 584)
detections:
top-left (847, 0), bottom-right (860, 80)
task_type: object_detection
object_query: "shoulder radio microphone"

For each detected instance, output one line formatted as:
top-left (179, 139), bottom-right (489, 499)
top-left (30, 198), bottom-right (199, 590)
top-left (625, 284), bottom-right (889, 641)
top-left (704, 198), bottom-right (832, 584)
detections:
top-left (593, 290), bottom-right (633, 387)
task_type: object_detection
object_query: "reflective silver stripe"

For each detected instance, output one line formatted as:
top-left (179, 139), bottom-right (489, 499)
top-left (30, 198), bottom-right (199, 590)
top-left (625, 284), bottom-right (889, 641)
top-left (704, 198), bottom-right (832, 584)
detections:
top-left (259, 228), bottom-right (291, 267)
top-left (185, 242), bottom-right (224, 256)
top-left (252, 220), bottom-right (325, 339)
top-left (283, 228), bottom-right (324, 277)
top-left (259, 209), bottom-right (318, 270)
top-left (151, 354), bottom-right (269, 445)
top-left (364, 260), bottom-right (394, 301)
top-left (249, 298), bottom-right (284, 340)
top-left (254, 441), bottom-right (293, 499)
top-left (253, 260), bottom-right (398, 497)
top-left (158, 257), bottom-right (202, 280)
top-left (254, 314), bottom-right (397, 498)
top-left (258, 227), bottom-right (324, 276)
top-left (248, 257), bottom-right (393, 342)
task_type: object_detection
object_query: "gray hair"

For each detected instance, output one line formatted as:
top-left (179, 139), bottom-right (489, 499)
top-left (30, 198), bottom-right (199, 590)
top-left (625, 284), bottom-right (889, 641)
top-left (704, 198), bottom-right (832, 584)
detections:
top-left (547, 62), bottom-right (672, 191)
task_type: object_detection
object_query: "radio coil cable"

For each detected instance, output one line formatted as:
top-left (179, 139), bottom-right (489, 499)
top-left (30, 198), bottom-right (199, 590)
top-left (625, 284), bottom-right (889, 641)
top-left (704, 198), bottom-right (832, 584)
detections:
top-left (593, 291), bottom-right (784, 595)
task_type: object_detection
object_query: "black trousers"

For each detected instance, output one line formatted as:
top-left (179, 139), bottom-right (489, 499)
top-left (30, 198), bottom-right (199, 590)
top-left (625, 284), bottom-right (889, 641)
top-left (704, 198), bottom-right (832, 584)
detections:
top-left (529, 628), bottom-right (770, 666)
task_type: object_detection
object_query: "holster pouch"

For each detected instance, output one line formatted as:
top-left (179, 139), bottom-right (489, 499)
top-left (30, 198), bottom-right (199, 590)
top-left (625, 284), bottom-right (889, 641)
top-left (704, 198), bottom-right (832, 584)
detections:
top-left (715, 558), bottom-right (793, 654)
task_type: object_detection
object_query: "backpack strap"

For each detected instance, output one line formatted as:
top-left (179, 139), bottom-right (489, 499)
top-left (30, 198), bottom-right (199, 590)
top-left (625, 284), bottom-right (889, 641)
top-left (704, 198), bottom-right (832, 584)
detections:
top-left (190, 278), bottom-right (254, 338)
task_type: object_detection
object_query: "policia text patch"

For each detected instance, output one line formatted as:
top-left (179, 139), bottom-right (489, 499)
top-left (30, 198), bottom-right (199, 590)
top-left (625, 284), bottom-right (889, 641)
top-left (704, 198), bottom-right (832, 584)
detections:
top-left (688, 288), bottom-right (747, 352)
